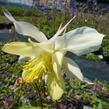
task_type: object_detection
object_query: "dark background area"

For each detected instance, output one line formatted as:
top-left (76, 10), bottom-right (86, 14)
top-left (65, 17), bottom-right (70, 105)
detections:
top-left (77, 0), bottom-right (109, 3)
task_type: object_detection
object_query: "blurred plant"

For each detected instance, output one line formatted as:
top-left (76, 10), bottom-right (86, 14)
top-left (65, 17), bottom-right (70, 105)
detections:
top-left (87, 0), bottom-right (98, 14)
top-left (85, 53), bottom-right (101, 62)
top-left (92, 0), bottom-right (98, 14)
top-left (38, 4), bottom-right (48, 14)
top-left (69, 0), bottom-right (78, 16)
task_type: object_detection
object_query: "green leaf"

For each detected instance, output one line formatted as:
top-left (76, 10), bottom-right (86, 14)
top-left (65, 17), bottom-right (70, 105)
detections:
top-left (18, 104), bottom-right (49, 109)
top-left (97, 101), bottom-right (103, 109)
top-left (18, 104), bottom-right (36, 109)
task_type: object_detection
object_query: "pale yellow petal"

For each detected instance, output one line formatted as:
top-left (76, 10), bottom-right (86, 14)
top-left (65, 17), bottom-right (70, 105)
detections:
top-left (63, 57), bottom-right (93, 84)
top-left (55, 27), bottom-right (104, 55)
top-left (2, 42), bottom-right (42, 58)
top-left (47, 72), bottom-right (65, 101)
top-left (52, 52), bottom-right (65, 79)
top-left (3, 9), bottom-right (47, 42)
top-left (3, 8), bottom-right (16, 22)
top-left (53, 52), bottom-right (65, 66)
top-left (54, 36), bottom-right (67, 51)
top-left (14, 21), bottom-right (47, 42)
top-left (47, 52), bottom-right (65, 100)
top-left (64, 57), bottom-right (84, 81)
top-left (37, 42), bottom-right (54, 53)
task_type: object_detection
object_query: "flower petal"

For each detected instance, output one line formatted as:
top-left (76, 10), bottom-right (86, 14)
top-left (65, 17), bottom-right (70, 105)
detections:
top-left (3, 9), bottom-right (47, 42)
top-left (3, 8), bottom-right (16, 22)
top-left (47, 71), bottom-right (65, 100)
top-left (14, 21), bottom-right (47, 42)
top-left (55, 27), bottom-right (104, 55)
top-left (2, 42), bottom-right (42, 58)
top-left (53, 52), bottom-right (65, 66)
top-left (47, 52), bottom-right (65, 100)
top-left (64, 57), bottom-right (84, 81)
top-left (52, 52), bottom-right (65, 79)
top-left (63, 57), bottom-right (93, 84)
top-left (54, 36), bottom-right (67, 50)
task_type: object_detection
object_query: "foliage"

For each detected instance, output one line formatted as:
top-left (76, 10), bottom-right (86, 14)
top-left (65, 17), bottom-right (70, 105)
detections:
top-left (85, 53), bottom-right (101, 62)
top-left (0, 6), bottom-right (42, 16)
top-left (103, 47), bottom-right (109, 57)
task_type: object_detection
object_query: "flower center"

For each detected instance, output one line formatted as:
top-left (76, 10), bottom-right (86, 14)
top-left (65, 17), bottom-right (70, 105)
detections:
top-left (22, 53), bottom-right (51, 83)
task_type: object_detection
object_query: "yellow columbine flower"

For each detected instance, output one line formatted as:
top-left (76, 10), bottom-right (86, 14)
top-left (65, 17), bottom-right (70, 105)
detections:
top-left (2, 9), bottom-right (105, 100)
